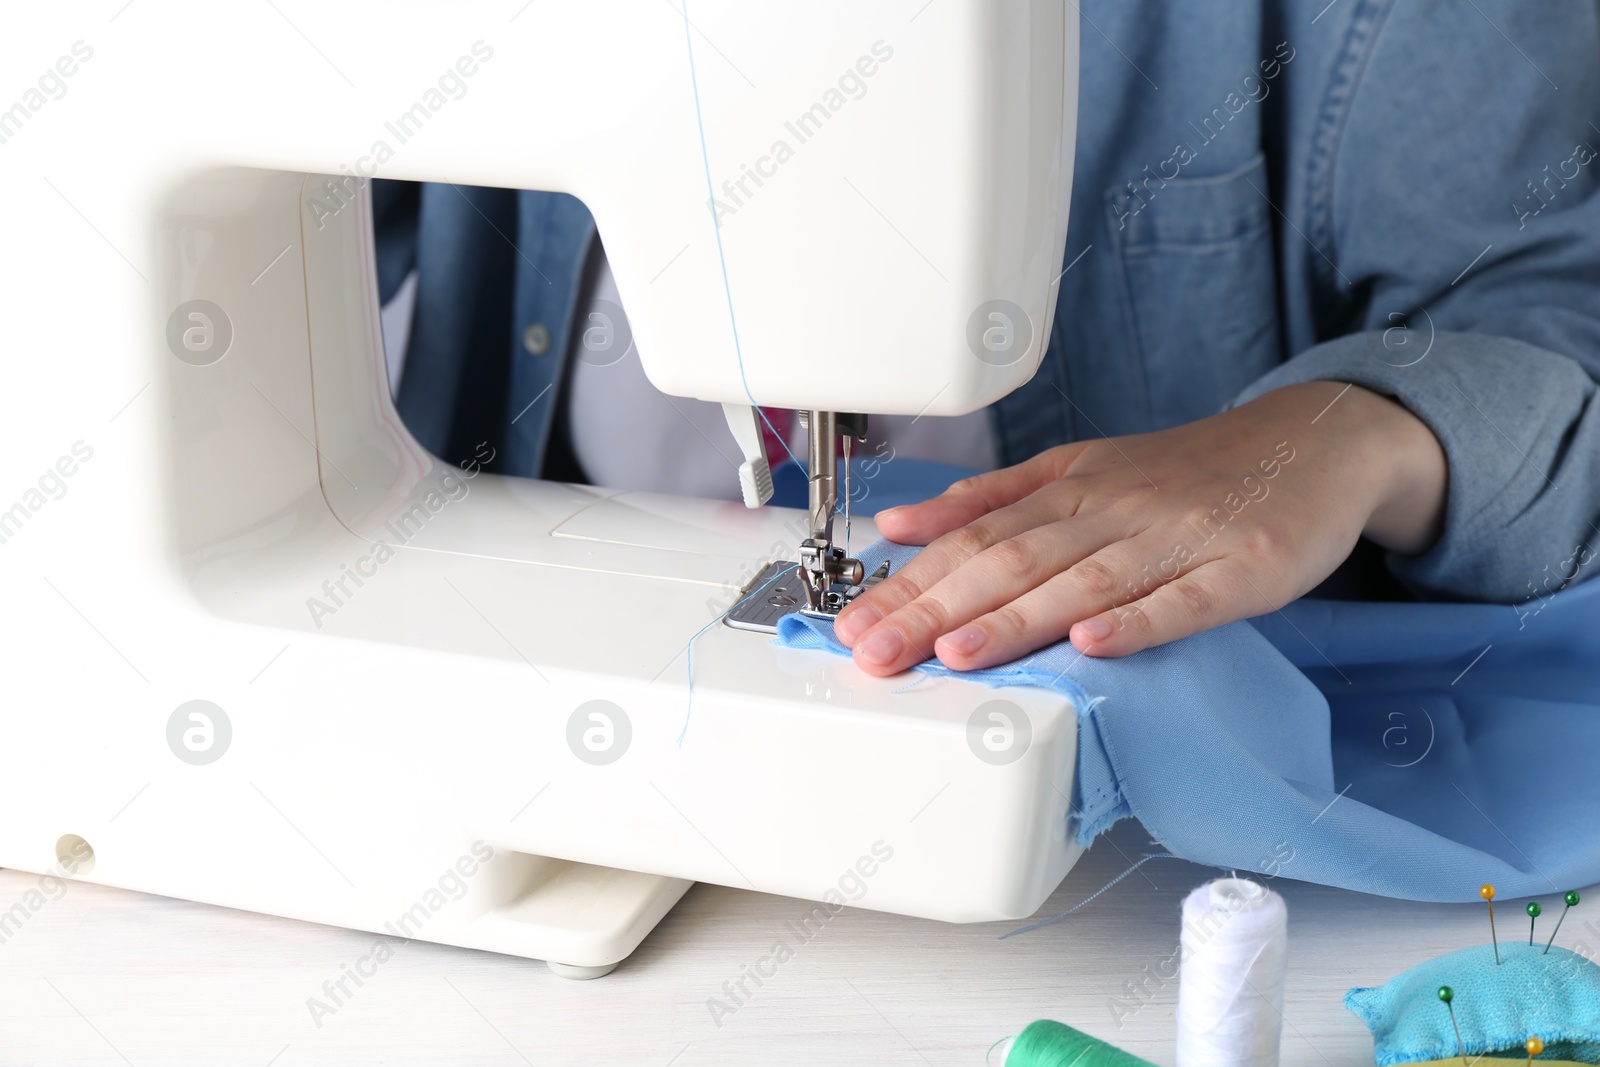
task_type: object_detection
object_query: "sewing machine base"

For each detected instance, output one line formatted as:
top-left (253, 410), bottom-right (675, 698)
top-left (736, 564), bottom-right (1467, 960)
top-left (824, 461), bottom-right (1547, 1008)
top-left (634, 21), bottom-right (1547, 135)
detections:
top-left (7, 541), bottom-right (1082, 976)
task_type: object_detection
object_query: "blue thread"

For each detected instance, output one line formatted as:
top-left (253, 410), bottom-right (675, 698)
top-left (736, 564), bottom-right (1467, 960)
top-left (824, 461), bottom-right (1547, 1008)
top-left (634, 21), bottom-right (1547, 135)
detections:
top-left (998, 853), bottom-right (1186, 939)
top-left (679, 567), bottom-right (793, 746)
top-left (679, 1), bottom-right (805, 474)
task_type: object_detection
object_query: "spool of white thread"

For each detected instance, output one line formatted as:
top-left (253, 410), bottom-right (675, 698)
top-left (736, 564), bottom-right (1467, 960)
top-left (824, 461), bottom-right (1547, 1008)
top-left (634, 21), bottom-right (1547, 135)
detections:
top-left (1175, 878), bottom-right (1288, 1067)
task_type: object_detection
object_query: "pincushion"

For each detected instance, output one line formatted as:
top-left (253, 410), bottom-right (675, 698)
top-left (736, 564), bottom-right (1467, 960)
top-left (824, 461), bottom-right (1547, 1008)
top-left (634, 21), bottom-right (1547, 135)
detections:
top-left (1346, 942), bottom-right (1600, 1065)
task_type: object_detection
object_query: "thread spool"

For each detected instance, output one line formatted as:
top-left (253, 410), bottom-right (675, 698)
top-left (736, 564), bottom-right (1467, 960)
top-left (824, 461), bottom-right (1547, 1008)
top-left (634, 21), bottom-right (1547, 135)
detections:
top-left (997, 1019), bottom-right (1158, 1066)
top-left (1176, 878), bottom-right (1289, 1067)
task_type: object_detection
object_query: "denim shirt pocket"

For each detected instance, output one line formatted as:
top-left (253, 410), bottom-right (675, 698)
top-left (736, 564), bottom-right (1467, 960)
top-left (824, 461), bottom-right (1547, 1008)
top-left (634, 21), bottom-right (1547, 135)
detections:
top-left (1106, 152), bottom-right (1283, 429)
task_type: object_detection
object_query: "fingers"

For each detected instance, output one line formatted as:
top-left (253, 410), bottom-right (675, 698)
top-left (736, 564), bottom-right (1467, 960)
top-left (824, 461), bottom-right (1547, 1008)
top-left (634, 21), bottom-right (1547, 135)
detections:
top-left (844, 519), bottom-right (1112, 675)
top-left (839, 529), bottom-right (1272, 672)
top-left (834, 488), bottom-right (1075, 647)
top-left (1065, 559), bottom-right (1253, 659)
top-left (913, 539), bottom-right (1163, 672)
top-left (872, 450), bottom-right (1069, 547)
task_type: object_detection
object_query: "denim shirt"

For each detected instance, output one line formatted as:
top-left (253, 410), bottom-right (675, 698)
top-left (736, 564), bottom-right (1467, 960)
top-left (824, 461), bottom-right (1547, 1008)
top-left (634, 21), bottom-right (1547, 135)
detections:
top-left (375, 0), bottom-right (1600, 605)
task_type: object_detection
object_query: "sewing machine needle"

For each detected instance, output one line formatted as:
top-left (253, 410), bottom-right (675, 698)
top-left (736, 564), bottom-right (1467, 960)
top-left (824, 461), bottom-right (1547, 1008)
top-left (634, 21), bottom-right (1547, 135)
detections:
top-left (842, 434), bottom-right (852, 557)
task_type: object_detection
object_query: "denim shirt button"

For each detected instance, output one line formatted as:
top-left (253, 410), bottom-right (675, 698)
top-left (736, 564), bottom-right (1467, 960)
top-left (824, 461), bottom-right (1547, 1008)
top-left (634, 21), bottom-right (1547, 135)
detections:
top-left (522, 322), bottom-right (551, 356)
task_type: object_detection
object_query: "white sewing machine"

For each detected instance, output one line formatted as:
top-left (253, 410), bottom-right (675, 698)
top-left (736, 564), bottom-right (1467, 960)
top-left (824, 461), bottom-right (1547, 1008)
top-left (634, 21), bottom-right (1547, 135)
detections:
top-left (0, 2), bottom-right (1078, 977)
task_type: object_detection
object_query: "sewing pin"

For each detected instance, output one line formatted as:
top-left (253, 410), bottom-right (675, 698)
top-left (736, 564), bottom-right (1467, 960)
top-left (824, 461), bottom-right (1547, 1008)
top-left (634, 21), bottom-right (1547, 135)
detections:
top-left (1528, 900), bottom-right (1542, 946)
top-left (1526, 1036), bottom-right (1544, 1064)
top-left (1438, 987), bottom-right (1468, 1067)
top-left (1482, 884), bottom-right (1501, 964)
top-left (1544, 891), bottom-right (1579, 955)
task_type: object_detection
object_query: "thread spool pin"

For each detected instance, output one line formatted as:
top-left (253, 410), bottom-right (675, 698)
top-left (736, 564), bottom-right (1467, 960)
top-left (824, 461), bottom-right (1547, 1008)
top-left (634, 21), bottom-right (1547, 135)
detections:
top-left (1439, 987), bottom-right (1468, 1067)
top-left (1544, 891), bottom-right (1579, 955)
top-left (1527, 901), bottom-right (1542, 946)
top-left (1481, 884), bottom-right (1501, 964)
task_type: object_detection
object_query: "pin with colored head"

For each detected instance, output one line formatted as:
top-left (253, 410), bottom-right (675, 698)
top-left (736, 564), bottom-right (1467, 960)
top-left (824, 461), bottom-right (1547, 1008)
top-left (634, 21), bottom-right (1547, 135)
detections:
top-left (1527, 1036), bottom-right (1544, 1064)
top-left (1439, 986), bottom-right (1468, 1067)
top-left (1527, 901), bottom-right (1542, 946)
top-left (1544, 891), bottom-right (1579, 955)
top-left (1482, 884), bottom-right (1501, 964)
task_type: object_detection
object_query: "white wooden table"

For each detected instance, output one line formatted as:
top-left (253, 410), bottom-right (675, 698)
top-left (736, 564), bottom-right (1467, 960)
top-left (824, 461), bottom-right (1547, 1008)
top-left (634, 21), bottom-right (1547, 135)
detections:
top-left (0, 820), bottom-right (1574, 1066)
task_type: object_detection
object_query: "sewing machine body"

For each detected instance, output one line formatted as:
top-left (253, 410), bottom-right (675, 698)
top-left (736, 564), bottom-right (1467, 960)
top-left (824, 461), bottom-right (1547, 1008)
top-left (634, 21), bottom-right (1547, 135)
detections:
top-left (0, 2), bottom-right (1080, 975)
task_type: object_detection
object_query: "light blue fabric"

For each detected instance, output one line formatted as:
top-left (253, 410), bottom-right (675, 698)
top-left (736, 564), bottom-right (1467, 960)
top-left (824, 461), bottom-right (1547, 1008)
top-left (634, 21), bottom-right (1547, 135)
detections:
top-left (777, 541), bottom-right (1096, 711)
top-left (777, 538), bottom-right (1600, 902)
top-left (1345, 943), bottom-right (1600, 1065)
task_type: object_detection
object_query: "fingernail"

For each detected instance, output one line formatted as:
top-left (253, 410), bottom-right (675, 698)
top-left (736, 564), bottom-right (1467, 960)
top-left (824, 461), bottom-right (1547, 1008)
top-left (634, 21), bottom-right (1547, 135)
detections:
top-left (857, 627), bottom-right (905, 666)
top-left (1077, 617), bottom-right (1113, 643)
top-left (940, 625), bottom-right (987, 656)
top-left (875, 506), bottom-right (903, 522)
top-left (835, 604), bottom-right (881, 644)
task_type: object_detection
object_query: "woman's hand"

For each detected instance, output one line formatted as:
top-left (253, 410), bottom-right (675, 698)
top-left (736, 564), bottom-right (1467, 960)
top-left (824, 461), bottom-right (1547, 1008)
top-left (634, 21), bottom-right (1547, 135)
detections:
top-left (832, 381), bottom-right (1447, 675)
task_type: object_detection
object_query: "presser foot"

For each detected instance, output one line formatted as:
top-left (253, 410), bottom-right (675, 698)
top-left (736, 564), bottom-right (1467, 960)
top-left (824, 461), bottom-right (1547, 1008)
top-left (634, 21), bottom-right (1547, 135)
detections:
top-left (722, 558), bottom-right (890, 634)
top-left (798, 538), bottom-right (864, 614)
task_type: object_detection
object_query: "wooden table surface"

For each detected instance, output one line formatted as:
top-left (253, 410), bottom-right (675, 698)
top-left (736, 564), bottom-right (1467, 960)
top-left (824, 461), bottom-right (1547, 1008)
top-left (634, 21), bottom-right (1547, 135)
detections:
top-left (0, 819), bottom-right (1580, 1066)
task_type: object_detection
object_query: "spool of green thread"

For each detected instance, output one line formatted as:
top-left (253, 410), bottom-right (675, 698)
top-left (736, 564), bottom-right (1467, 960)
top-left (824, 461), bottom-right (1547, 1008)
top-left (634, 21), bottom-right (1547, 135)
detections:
top-left (1000, 1019), bottom-right (1159, 1066)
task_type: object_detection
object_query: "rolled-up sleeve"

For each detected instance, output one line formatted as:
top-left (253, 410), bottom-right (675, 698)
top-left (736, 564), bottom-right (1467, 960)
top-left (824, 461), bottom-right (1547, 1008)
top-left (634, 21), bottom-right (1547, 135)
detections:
top-left (1236, 333), bottom-right (1600, 601)
top-left (1235, 0), bottom-right (1600, 603)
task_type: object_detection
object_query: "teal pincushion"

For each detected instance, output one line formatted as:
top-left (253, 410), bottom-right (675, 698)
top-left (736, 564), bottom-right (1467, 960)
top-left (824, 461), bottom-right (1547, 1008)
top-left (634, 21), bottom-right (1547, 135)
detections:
top-left (1346, 942), bottom-right (1600, 1065)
